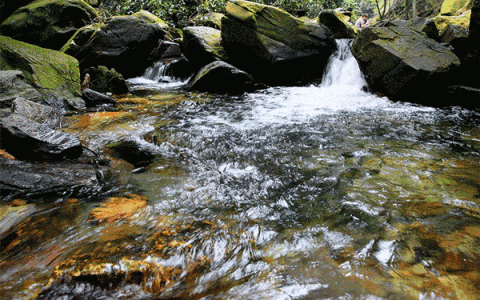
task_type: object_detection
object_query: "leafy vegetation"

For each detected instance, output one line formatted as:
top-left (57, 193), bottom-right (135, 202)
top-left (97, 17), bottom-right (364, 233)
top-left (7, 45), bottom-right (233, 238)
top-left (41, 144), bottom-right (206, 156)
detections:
top-left (98, 0), bottom-right (376, 27)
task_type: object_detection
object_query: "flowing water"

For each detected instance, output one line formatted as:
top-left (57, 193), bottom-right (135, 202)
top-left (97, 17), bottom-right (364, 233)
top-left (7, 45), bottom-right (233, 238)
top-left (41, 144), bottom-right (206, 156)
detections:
top-left (3, 39), bottom-right (480, 300)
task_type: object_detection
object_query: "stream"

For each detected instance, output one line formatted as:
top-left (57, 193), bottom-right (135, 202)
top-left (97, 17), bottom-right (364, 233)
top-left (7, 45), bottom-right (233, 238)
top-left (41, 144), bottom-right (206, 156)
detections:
top-left (2, 39), bottom-right (480, 300)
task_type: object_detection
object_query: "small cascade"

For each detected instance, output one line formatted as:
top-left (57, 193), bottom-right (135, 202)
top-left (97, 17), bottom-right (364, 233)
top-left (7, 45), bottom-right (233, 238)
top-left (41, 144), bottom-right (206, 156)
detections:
top-left (320, 39), bottom-right (367, 90)
top-left (126, 59), bottom-right (191, 90)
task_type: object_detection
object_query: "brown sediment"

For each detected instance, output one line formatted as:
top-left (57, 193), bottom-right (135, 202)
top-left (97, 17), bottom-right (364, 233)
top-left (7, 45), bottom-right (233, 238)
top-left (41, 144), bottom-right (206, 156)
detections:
top-left (90, 194), bottom-right (147, 222)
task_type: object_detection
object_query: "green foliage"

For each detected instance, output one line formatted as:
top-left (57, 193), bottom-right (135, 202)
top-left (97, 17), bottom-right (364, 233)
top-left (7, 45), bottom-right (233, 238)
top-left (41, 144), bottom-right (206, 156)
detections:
top-left (98, 0), bottom-right (373, 27)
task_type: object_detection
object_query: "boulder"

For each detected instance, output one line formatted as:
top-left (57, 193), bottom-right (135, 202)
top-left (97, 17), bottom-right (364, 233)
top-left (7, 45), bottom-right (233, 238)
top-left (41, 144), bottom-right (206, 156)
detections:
top-left (189, 12), bottom-right (225, 29)
top-left (351, 22), bottom-right (461, 102)
top-left (11, 98), bottom-right (64, 129)
top-left (0, 158), bottom-right (106, 201)
top-left (83, 65), bottom-right (129, 95)
top-left (105, 138), bottom-right (160, 168)
top-left (221, 0), bottom-right (337, 86)
top-left (82, 88), bottom-right (118, 107)
top-left (0, 36), bottom-right (84, 109)
top-left (0, 0), bottom-right (98, 50)
top-left (62, 12), bottom-right (171, 79)
top-left (0, 70), bottom-right (43, 110)
top-left (150, 40), bottom-right (183, 61)
top-left (187, 61), bottom-right (267, 94)
top-left (0, 114), bottom-right (83, 160)
top-left (317, 10), bottom-right (358, 39)
top-left (181, 26), bottom-right (228, 70)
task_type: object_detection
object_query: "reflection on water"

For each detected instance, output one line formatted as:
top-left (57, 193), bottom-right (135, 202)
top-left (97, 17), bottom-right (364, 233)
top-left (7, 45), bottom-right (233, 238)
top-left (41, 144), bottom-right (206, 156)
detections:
top-left (2, 40), bottom-right (480, 299)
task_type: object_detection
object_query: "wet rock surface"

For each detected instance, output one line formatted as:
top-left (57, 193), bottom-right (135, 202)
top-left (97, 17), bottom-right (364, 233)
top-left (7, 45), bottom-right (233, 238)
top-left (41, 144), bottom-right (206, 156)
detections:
top-left (0, 114), bottom-right (83, 161)
top-left (0, 158), bottom-right (107, 201)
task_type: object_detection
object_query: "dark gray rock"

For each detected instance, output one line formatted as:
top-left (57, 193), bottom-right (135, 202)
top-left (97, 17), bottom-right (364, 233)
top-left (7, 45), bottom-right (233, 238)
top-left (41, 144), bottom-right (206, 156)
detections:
top-left (317, 10), bottom-right (357, 39)
top-left (11, 98), bottom-right (64, 129)
top-left (351, 22), bottom-right (461, 102)
top-left (221, 1), bottom-right (337, 86)
top-left (0, 114), bottom-right (83, 160)
top-left (188, 61), bottom-right (267, 94)
top-left (0, 158), bottom-right (106, 201)
top-left (82, 88), bottom-right (118, 107)
top-left (0, 70), bottom-right (43, 109)
top-left (105, 138), bottom-right (160, 168)
top-left (181, 26), bottom-right (228, 71)
top-left (62, 15), bottom-right (171, 79)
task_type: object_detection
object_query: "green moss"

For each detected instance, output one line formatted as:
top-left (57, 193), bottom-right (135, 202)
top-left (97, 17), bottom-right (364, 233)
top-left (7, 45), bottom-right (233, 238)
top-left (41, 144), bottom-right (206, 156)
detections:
top-left (0, 36), bottom-right (81, 96)
top-left (133, 10), bottom-right (168, 28)
top-left (440, 0), bottom-right (471, 15)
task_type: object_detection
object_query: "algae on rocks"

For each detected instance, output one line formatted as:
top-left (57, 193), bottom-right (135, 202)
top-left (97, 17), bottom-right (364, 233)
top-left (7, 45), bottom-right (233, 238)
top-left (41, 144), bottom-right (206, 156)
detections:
top-left (0, 36), bottom-right (83, 109)
top-left (0, 0), bottom-right (98, 50)
top-left (221, 0), bottom-right (337, 86)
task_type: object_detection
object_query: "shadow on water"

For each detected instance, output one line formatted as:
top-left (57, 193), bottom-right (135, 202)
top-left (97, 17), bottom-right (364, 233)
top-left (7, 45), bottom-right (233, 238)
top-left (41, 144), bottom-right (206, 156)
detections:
top-left (3, 40), bottom-right (480, 299)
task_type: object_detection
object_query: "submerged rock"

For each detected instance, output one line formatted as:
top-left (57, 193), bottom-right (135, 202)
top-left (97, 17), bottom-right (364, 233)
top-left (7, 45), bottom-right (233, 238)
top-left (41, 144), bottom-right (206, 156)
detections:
top-left (0, 158), bottom-right (105, 201)
top-left (0, 0), bottom-right (98, 50)
top-left (351, 21), bottom-right (461, 103)
top-left (221, 0), bottom-right (337, 86)
top-left (105, 138), bottom-right (160, 168)
top-left (82, 88), bottom-right (118, 107)
top-left (188, 61), bottom-right (266, 94)
top-left (0, 114), bottom-right (83, 160)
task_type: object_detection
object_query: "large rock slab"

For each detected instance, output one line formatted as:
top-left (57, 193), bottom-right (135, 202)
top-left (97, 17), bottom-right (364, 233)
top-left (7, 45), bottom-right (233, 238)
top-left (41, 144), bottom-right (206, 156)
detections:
top-left (181, 26), bottom-right (228, 70)
top-left (187, 61), bottom-right (266, 94)
top-left (0, 36), bottom-right (84, 109)
top-left (0, 158), bottom-right (105, 201)
top-left (62, 11), bottom-right (171, 79)
top-left (0, 0), bottom-right (98, 50)
top-left (11, 98), bottom-right (64, 129)
top-left (351, 22), bottom-right (461, 102)
top-left (0, 114), bottom-right (83, 160)
top-left (221, 0), bottom-right (337, 86)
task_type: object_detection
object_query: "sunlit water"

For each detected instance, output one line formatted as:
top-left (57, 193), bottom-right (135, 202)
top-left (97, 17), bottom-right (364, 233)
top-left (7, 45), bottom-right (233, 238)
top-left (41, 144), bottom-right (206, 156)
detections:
top-left (3, 40), bottom-right (480, 300)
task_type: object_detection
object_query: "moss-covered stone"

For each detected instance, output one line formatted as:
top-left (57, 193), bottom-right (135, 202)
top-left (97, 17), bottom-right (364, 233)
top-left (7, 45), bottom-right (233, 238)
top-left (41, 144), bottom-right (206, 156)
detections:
top-left (0, 0), bottom-right (98, 50)
top-left (62, 13), bottom-right (171, 79)
top-left (0, 36), bottom-right (82, 107)
top-left (318, 10), bottom-right (358, 39)
top-left (440, 0), bottom-right (472, 15)
top-left (351, 22), bottom-right (461, 103)
top-left (83, 65), bottom-right (129, 95)
top-left (132, 10), bottom-right (168, 28)
top-left (190, 12), bottom-right (224, 29)
top-left (181, 26), bottom-right (228, 70)
top-left (432, 11), bottom-right (471, 36)
top-left (221, 0), bottom-right (336, 86)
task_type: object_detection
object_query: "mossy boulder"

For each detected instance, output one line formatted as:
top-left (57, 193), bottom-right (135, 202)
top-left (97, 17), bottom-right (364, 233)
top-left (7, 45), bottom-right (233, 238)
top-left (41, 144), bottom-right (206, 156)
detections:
top-left (187, 61), bottom-right (266, 94)
top-left (440, 0), bottom-right (472, 15)
top-left (317, 10), bottom-right (358, 39)
top-left (221, 0), bottom-right (337, 86)
top-left (0, 36), bottom-right (83, 109)
top-left (0, 0), bottom-right (98, 50)
top-left (181, 26), bottom-right (228, 70)
top-left (83, 65), bottom-right (129, 95)
top-left (62, 12), bottom-right (171, 78)
top-left (351, 21), bottom-right (461, 103)
top-left (190, 12), bottom-right (225, 29)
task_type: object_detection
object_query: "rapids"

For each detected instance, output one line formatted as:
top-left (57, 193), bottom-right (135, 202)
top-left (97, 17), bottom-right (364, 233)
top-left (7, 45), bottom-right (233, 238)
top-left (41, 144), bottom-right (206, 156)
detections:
top-left (2, 39), bottom-right (480, 300)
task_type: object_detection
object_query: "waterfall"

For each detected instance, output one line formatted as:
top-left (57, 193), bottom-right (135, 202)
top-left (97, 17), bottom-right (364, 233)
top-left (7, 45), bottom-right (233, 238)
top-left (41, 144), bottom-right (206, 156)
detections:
top-left (320, 39), bottom-right (367, 90)
top-left (126, 59), bottom-right (190, 90)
